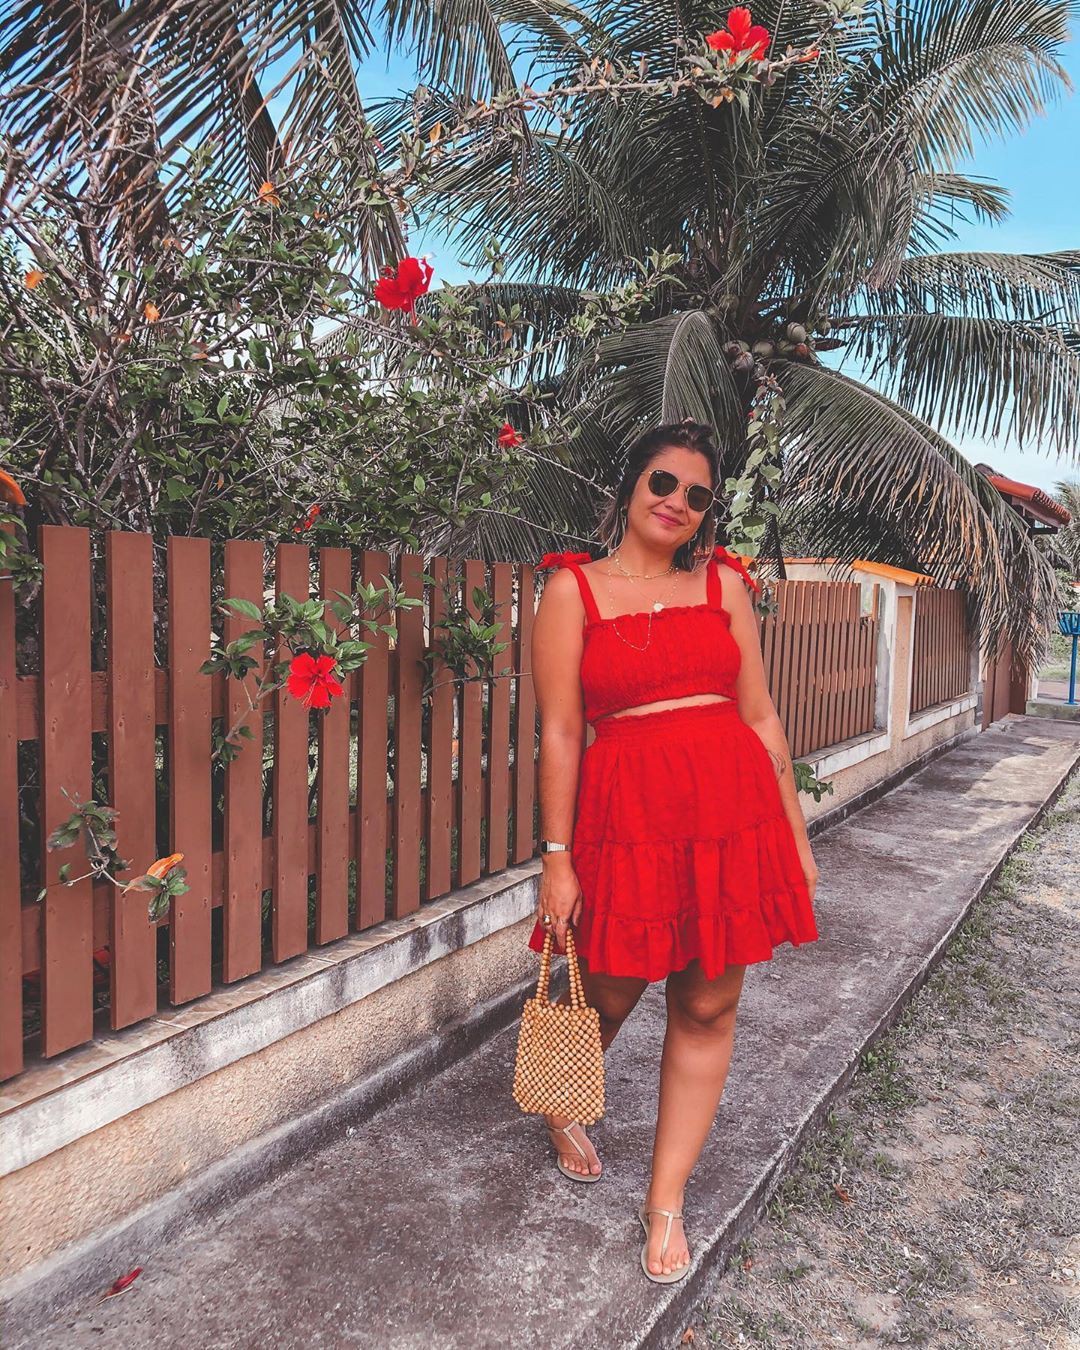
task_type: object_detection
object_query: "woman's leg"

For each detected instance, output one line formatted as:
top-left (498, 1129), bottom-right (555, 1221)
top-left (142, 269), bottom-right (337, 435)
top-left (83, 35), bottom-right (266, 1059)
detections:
top-left (642, 959), bottom-right (746, 1274)
top-left (544, 956), bottom-right (648, 1176)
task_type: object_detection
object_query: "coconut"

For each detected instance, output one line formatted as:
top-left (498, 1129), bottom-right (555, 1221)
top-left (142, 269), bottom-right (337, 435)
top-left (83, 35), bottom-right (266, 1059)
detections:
top-left (786, 322), bottom-right (807, 343)
top-left (816, 319), bottom-right (832, 337)
top-left (793, 342), bottom-right (810, 359)
top-left (752, 340), bottom-right (775, 359)
top-left (733, 351), bottom-right (755, 373)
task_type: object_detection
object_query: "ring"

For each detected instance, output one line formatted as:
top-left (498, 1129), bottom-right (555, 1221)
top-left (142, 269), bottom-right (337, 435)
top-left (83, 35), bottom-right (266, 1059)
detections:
top-left (541, 913), bottom-right (553, 927)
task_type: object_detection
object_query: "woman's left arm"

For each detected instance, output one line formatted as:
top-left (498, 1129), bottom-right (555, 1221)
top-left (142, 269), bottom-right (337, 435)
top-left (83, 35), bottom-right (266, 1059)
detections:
top-left (723, 570), bottom-right (819, 902)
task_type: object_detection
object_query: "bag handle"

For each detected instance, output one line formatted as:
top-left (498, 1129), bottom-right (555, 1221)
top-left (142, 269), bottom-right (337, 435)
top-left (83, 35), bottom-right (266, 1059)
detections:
top-left (536, 924), bottom-right (587, 1010)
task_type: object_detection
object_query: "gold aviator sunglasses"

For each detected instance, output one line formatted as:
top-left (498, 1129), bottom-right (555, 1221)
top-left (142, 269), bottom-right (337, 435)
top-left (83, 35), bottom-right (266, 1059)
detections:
top-left (647, 468), bottom-right (716, 514)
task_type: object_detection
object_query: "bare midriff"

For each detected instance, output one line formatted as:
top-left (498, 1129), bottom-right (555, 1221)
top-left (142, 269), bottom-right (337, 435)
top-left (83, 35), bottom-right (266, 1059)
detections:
top-left (601, 692), bottom-right (734, 721)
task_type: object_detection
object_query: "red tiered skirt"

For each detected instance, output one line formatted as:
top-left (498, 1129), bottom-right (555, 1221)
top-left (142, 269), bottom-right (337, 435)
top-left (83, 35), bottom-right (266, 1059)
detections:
top-left (528, 700), bottom-right (819, 982)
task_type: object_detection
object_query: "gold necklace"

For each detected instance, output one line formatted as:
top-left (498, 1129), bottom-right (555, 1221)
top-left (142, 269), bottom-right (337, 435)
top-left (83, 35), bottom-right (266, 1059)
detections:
top-left (602, 565), bottom-right (682, 653)
top-left (606, 555), bottom-right (682, 614)
top-left (610, 550), bottom-right (677, 581)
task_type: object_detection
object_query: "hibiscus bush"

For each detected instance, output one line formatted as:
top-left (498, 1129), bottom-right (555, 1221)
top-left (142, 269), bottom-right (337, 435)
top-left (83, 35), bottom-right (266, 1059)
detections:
top-left (0, 157), bottom-right (544, 554)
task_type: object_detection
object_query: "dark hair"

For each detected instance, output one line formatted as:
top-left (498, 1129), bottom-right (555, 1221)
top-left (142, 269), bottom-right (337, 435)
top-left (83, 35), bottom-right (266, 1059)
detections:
top-left (596, 419), bottom-right (721, 571)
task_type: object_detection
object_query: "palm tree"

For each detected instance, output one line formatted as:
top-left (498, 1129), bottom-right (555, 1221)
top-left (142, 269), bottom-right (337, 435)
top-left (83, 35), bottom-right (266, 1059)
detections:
top-left (376, 0), bottom-right (1077, 665)
top-left (1051, 479), bottom-right (1080, 585)
top-left (0, 0), bottom-right (591, 275)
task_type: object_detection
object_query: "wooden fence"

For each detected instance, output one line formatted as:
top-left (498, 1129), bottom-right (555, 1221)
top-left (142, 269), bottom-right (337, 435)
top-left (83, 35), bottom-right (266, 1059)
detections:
top-left (1, 527), bottom-right (539, 1079)
top-left (761, 579), bottom-right (881, 759)
top-left (1, 533), bottom-right (893, 1081)
top-left (911, 588), bottom-right (972, 715)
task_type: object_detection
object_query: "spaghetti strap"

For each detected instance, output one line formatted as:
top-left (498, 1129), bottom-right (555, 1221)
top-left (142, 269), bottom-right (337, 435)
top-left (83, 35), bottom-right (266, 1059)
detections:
top-left (563, 560), bottom-right (603, 625)
top-left (705, 556), bottom-right (726, 612)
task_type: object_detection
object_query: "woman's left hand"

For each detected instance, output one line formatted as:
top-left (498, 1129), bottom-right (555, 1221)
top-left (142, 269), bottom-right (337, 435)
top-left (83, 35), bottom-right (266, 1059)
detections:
top-left (796, 838), bottom-right (819, 901)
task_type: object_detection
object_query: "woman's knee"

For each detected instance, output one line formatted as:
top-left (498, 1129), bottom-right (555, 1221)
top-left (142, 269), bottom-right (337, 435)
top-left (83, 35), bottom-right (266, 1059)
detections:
top-left (667, 966), bottom-right (744, 1033)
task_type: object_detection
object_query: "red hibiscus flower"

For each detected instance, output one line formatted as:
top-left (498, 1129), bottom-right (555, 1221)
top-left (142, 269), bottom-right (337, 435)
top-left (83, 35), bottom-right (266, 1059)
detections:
top-left (374, 257), bottom-right (434, 314)
top-left (286, 653), bottom-right (345, 709)
top-left (293, 503), bottom-right (321, 534)
top-left (497, 422), bottom-right (523, 448)
top-left (0, 468), bottom-right (27, 507)
top-left (537, 551), bottom-right (592, 570)
top-left (705, 8), bottom-right (771, 60)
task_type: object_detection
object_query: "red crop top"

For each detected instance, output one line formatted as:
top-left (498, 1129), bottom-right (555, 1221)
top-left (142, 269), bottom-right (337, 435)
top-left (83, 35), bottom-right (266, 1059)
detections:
top-left (538, 546), bottom-right (759, 723)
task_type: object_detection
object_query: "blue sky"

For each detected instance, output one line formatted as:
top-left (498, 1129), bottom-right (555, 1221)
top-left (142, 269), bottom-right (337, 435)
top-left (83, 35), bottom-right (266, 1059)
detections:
top-left (345, 33), bottom-right (1080, 497)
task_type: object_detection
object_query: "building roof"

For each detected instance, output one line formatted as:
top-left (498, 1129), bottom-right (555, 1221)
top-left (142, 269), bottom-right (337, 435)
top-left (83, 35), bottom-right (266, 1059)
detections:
top-left (975, 467), bottom-right (1071, 530)
top-left (781, 557), bottom-right (936, 586)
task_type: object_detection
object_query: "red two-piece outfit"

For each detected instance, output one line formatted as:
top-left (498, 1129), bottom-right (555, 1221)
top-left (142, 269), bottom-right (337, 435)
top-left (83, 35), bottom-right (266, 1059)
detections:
top-left (528, 546), bottom-right (819, 982)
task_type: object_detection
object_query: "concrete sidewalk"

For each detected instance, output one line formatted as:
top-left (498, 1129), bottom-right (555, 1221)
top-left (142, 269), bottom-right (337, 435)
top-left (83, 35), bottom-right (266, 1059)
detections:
top-left (17, 717), bottom-right (1080, 1350)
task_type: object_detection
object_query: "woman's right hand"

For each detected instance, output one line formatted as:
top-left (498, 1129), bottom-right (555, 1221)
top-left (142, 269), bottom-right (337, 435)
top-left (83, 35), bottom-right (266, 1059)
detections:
top-left (537, 860), bottom-right (583, 951)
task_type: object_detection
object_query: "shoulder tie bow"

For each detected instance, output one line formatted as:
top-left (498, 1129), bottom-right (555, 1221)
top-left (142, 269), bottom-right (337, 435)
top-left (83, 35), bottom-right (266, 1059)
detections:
top-left (712, 544), bottom-right (761, 594)
top-left (537, 550), bottom-right (593, 570)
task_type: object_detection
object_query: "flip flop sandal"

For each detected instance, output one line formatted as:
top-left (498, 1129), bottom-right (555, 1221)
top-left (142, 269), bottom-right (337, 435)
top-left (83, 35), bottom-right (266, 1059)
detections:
top-left (545, 1120), bottom-right (602, 1184)
top-left (638, 1204), bottom-right (691, 1283)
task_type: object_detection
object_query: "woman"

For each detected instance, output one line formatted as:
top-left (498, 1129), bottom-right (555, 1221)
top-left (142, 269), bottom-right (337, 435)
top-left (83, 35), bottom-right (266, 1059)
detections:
top-left (526, 419), bottom-right (820, 1283)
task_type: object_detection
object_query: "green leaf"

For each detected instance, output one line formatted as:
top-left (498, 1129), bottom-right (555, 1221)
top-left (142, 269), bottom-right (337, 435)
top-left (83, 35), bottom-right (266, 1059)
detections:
top-left (223, 598), bottom-right (263, 621)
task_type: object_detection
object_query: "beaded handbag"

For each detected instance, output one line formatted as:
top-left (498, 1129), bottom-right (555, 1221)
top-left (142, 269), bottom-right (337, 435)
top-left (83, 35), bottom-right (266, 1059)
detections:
top-left (512, 925), bottom-right (605, 1125)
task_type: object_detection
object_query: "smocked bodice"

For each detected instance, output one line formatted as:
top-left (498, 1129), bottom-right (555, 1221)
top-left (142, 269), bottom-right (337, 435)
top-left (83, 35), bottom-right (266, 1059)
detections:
top-left (537, 545), bottom-right (759, 724)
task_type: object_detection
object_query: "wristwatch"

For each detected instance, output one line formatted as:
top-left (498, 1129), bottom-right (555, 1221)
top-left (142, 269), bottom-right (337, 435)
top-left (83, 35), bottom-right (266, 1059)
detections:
top-left (540, 839), bottom-right (571, 854)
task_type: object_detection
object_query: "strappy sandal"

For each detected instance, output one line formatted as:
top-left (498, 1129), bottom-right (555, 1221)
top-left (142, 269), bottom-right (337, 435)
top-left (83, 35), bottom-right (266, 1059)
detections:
top-left (638, 1203), bottom-right (691, 1283)
top-left (544, 1119), bottom-right (602, 1184)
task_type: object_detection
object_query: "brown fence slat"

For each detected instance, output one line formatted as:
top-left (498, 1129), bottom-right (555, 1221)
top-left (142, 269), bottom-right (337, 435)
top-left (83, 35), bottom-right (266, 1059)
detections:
top-left (771, 582), bottom-right (794, 735)
top-left (859, 603), bottom-right (872, 734)
top-left (105, 532), bottom-right (158, 1028)
top-left (911, 589), bottom-right (969, 716)
top-left (512, 565), bottom-right (538, 865)
top-left (424, 558), bottom-right (454, 899)
top-left (808, 583), bottom-right (827, 754)
top-left (826, 583), bottom-right (842, 750)
top-left (829, 592), bottom-right (846, 746)
top-left (0, 534), bottom-right (22, 1078)
top-left (167, 536), bottom-right (212, 1005)
top-left (836, 589), bottom-right (857, 744)
top-left (315, 548), bottom-right (352, 943)
top-left (356, 550), bottom-right (390, 929)
top-left (273, 544), bottom-right (310, 960)
top-left (223, 540), bottom-right (266, 982)
top-left (39, 525), bottom-right (94, 1055)
top-left (457, 559), bottom-right (485, 885)
top-left (392, 553), bottom-right (424, 918)
top-left (788, 585), bottom-right (804, 766)
top-left (485, 562), bottom-right (513, 874)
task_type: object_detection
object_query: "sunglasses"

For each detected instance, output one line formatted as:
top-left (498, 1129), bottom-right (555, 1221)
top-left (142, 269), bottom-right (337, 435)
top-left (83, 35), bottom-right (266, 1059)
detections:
top-left (647, 468), bottom-right (716, 514)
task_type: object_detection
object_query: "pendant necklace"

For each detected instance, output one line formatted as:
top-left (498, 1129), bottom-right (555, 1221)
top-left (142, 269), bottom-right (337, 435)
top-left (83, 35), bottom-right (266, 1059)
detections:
top-left (604, 552), bottom-right (682, 652)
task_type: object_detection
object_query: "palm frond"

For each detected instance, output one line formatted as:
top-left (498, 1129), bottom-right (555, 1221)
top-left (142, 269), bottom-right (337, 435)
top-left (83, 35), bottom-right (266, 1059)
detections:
top-left (843, 311), bottom-right (1080, 452)
top-left (880, 250), bottom-right (1080, 322)
top-left (591, 310), bottom-right (743, 446)
top-left (780, 360), bottom-right (1064, 665)
top-left (872, 0), bottom-right (1072, 169)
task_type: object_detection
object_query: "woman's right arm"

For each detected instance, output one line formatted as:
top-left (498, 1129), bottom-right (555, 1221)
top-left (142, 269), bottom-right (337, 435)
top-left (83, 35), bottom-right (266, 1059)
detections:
top-left (531, 568), bottom-right (588, 946)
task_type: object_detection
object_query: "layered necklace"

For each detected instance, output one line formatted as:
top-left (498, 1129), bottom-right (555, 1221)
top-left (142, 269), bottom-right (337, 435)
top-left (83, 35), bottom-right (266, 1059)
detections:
top-left (603, 550), bottom-right (682, 653)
